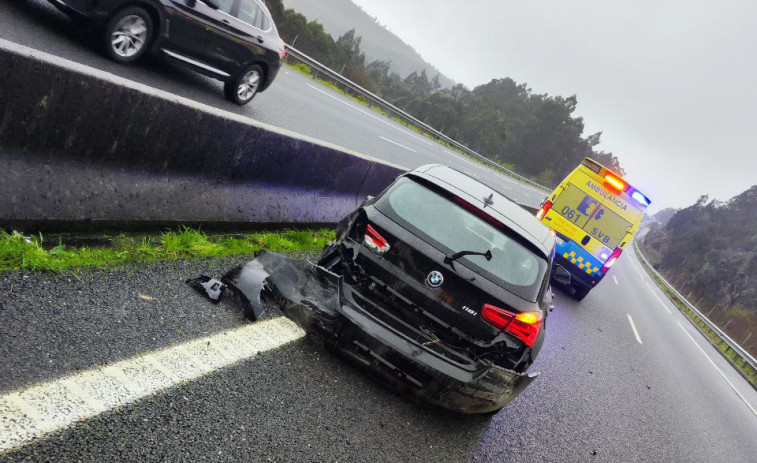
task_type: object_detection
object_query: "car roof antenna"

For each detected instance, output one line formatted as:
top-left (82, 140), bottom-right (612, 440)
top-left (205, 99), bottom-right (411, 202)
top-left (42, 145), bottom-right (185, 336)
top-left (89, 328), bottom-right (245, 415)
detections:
top-left (483, 193), bottom-right (494, 208)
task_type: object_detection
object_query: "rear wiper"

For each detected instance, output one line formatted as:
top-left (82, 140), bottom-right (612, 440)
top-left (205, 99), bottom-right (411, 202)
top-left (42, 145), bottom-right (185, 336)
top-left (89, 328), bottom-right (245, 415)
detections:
top-left (444, 249), bottom-right (492, 267)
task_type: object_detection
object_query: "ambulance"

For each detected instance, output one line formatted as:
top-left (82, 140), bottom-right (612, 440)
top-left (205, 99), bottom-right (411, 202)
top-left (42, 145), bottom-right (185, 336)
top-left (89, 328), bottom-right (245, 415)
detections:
top-left (535, 158), bottom-right (651, 300)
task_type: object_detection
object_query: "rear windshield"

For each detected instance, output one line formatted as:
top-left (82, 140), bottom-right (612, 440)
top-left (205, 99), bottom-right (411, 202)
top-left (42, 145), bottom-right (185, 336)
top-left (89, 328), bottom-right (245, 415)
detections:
top-left (375, 178), bottom-right (548, 301)
top-left (552, 183), bottom-right (632, 248)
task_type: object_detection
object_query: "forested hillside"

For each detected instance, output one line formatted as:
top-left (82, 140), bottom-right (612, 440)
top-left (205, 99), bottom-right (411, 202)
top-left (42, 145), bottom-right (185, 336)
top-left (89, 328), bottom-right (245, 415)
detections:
top-left (641, 186), bottom-right (757, 355)
top-left (282, 0), bottom-right (455, 88)
top-left (267, 0), bottom-right (623, 185)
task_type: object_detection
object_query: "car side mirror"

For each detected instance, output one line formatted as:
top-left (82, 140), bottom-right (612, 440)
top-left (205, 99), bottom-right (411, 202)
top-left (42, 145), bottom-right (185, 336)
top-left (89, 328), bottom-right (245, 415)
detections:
top-left (552, 265), bottom-right (571, 286)
top-left (201, 0), bottom-right (221, 9)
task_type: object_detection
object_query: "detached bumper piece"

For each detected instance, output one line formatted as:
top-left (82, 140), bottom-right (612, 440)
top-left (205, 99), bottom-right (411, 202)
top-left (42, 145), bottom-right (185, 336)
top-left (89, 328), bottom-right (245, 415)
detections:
top-left (219, 251), bottom-right (537, 414)
top-left (186, 276), bottom-right (227, 304)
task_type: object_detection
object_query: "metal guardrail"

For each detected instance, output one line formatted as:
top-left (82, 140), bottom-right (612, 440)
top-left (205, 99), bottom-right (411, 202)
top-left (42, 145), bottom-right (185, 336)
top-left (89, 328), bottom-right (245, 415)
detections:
top-left (284, 45), bottom-right (551, 194)
top-left (633, 240), bottom-right (757, 385)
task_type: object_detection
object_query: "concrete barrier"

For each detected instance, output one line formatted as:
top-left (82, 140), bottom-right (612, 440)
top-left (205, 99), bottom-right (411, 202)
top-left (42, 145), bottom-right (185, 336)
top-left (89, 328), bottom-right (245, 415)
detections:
top-left (0, 38), bottom-right (404, 231)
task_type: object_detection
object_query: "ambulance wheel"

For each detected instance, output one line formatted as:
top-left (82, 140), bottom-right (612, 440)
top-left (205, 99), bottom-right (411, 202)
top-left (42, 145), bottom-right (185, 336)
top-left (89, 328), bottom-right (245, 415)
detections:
top-left (573, 285), bottom-right (590, 301)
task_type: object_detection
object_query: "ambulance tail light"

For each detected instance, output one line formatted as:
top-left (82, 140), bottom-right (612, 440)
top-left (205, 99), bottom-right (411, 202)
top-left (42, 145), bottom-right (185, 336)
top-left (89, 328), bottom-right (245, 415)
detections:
top-left (601, 247), bottom-right (623, 273)
top-left (536, 201), bottom-right (553, 220)
top-left (604, 173), bottom-right (627, 192)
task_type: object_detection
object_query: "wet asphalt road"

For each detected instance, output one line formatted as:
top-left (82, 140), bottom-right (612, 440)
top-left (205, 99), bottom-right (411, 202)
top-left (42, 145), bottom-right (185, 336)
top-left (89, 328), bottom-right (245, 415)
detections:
top-left (1, 250), bottom-right (756, 462)
top-left (2, 1), bottom-right (757, 461)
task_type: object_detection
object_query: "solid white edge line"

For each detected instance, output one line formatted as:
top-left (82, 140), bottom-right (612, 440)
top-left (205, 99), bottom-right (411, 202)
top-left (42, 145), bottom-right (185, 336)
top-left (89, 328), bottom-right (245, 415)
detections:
top-left (378, 135), bottom-right (417, 153)
top-left (646, 283), bottom-right (673, 314)
top-left (303, 74), bottom-right (549, 196)
top-left (632, 259), bottom-right (646, 279)
top-left (0, 317), bottom-right (306, 451)
top-left (627, 314), bottom-right (643, 344)
top-left (676, 321), bottom-right (757, 417)
top-left (305, 83), bottom-right (433, 146)
top-left (631, 253), bottom-right (673, 315)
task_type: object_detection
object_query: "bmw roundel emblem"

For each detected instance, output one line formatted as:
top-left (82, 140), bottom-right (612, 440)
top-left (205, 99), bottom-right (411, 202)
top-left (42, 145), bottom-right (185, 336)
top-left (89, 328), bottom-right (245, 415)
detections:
top-left (427, 270), bottom-right (444, 288)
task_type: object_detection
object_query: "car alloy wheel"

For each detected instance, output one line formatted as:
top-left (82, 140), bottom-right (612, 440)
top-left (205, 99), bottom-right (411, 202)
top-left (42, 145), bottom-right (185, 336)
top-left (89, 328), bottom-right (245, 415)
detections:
top-left (237, 69), bottom-right (261, 102)
top-left (110, 15), bottom-right (148, 58)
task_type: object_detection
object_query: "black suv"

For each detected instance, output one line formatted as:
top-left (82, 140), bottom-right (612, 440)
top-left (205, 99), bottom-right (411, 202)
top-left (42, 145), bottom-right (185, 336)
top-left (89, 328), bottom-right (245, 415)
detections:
top-left (49, 0), bottom-right (286, 105)
top-left (221, 165), bottom-right (569, 413)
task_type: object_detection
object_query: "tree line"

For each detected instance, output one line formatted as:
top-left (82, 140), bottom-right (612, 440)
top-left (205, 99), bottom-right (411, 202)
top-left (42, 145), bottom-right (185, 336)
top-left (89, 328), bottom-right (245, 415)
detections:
top-left (266, 0), bottom-right (623, 185)
top-left (642, 186), bottom-right (757, 356)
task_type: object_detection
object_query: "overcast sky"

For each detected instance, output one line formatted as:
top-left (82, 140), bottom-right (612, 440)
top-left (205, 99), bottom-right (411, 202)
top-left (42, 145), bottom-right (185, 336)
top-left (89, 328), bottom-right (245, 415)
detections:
top-left (352, 0), bottom-right (756, 212)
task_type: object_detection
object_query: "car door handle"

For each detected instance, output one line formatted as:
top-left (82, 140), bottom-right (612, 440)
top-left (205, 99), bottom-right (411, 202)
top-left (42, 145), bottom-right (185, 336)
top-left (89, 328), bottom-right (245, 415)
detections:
top-left (221, 19), bottom-right (230, 24)
top-left (254, 36), bottom-right (264, 43)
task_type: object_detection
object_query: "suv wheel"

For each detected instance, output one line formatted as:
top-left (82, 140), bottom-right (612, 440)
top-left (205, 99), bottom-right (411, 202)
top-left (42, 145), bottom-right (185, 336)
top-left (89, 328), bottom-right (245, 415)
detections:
top-left (103, 7), bottom-right (153, 64)
top-left (225, 65), bottom-right (264, 105)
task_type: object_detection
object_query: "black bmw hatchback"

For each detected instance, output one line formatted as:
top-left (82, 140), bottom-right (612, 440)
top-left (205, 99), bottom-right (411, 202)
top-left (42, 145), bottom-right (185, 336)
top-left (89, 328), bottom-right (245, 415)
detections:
top-left (221, 165), bottom-right (565, 414)
top-left (49, 0), bottom-right (286, 105)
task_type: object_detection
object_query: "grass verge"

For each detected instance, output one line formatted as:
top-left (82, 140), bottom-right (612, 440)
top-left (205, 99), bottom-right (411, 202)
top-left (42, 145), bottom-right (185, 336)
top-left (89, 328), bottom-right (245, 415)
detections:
top-left (0, 227), bottom-right (334, 272)
top-left (634, 241), bottom-right (757, 388)
top-left (284, 61), bottom-right (551, 194)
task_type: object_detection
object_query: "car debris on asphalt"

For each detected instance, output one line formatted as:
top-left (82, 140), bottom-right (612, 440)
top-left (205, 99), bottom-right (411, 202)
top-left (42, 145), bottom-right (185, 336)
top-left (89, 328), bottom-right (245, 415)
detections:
top-left (187, 165), bottom-right (559, 414)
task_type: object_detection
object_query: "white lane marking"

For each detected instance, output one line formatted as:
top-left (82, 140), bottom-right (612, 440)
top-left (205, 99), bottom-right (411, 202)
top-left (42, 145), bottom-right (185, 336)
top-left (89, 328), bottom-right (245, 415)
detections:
top-left (378, 135), bottom-right (417, 153)
top-left (613, 275), bottom-right (619, 285)
top-left (306, 83), bottom-right (433, 146)
top-left (646, 282), bottom-right (672, 314)
top-left (627, 314), bottom-right (643, 344)
top-left (630, 253), bottom-right (672, 314)
top-left (677, 321), bottom-right (757, 417)
top-left (465, 171), bottom-right (480, 179)
top-left (0, 317), bottom-right (305, 452)
top-left (632, 258), bottom-right (646, 279)
top-left (306, 82), bottom-right (546, 195)
top-left (443, 149), bottom-right (481, 169)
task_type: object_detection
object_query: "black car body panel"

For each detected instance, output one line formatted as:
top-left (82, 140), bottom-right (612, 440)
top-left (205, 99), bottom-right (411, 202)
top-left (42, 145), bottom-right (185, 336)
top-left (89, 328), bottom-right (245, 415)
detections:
top-left (48, 0), bottom-right (284, 90)
top-left (222, 251), bottom-right (538, 414)
top-left (217, 165), bottom-right (556, 414)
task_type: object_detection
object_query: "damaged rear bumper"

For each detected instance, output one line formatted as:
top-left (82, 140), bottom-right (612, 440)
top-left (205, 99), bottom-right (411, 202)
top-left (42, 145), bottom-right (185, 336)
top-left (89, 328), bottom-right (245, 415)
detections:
top-left (222, 252), bottom-right (537, 414)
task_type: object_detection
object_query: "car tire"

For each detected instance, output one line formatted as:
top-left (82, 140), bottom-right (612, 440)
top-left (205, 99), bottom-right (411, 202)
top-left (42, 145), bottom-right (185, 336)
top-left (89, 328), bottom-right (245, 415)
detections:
top-left (573, 285), bottom-right (590, 301)
top-left (225, 64), bottom-right (264, 106)
top-left (103, 7), bottom-right (153, 64)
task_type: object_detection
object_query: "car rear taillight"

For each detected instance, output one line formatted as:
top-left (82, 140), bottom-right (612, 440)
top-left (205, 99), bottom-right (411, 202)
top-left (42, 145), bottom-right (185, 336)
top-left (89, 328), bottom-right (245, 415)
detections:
top-left (280, 48), bottom-right (287, 59)
top-left (364, 224), bottom-right (390, 254)
top-left (601, 247), bottom-right (623, 273)
top-left (481, 304), bottom-right (544, 347)
top-left (536, 200), bottom-right (553, 219)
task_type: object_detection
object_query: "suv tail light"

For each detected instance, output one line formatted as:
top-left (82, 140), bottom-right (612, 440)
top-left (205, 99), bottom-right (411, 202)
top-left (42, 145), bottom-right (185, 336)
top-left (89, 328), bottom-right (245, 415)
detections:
top-left (280, 48), bottom-right (287, 59)
top-left (601, 247), bottom-right (623, 273)
top-left (481, 304), bottom-right (544, 347)
top-left (364, 224), bottom-right (390, 254)
top-left (536, 200), bottom-right (553, 219)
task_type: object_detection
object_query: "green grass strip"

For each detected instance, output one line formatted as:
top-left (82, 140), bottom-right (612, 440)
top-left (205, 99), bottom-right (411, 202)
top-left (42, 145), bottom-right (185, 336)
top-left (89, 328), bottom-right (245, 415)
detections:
top-left (0, 227), bottom-right (334, 272)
